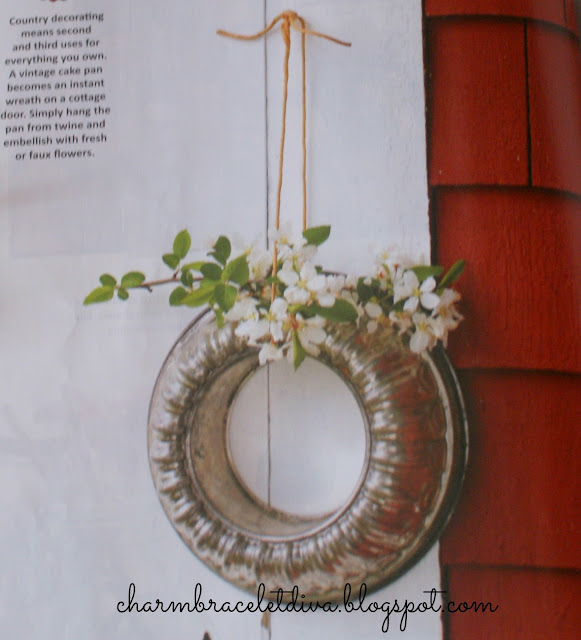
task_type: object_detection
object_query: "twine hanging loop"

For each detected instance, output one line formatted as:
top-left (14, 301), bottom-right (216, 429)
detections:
top-left (218, 11), bottom-right (351, 301)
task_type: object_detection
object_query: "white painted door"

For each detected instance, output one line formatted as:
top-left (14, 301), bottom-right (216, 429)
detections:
top-left (0, 1), bottom-right (441, 638)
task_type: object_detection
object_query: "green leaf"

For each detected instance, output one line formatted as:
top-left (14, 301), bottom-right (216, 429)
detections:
top-left (311, 299), bottom-right (358, 323)
top-left (212, 236), bottom-right (231, 266)
top-left (200, 262), bottom-right (222, 281)
top-left (302, 225), bottom-right (331, 246)
top-left (214, 283), bottom-right (237, 312)
top-left (290, 303), bottom-right (317, 318)
top-left (163, 253), bottom-right (180, 270)
top-left (99, 273), bottom-right (117, 287)
top-left (180, 270), bottom-right (194, 287)
top-left (117, 287), bottom-right (129, 301)
top-left (120, 271), bottom-right (145, 288)
top-left (356, 278), bottom-right (373, 304)
top-left (409, 265), bottom-right (444, 282)
top-left (169, 286), bottom-right (188, 306)
top-left (222, 254), bottom-right (249, 286)
top-left (392, 298), bottom-right (406, 312)
top-left (173, 229), bottom-right (191, 260)
top-left (213, 307), bottom-right (224, 328)
top-left (181, 261), bottom-right (204, 272)
top-left (84, 286), bottom-right (115, 305)
top-left (180, 285), bottom-right (215, 308)
top-left (438, 259), bottom-right (465, 290)
top-left (292, 332), bottom-right (307, 370)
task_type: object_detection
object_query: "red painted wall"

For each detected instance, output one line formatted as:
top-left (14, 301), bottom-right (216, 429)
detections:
top-left (424, 1), bottom-right (581, 637)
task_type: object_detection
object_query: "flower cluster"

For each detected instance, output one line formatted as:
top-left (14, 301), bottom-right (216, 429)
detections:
top-left (85, 224), bottom-right (464, 369)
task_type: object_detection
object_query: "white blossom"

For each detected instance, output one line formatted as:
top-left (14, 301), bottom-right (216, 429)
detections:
top-left (345, 274), bottom-right (357, 289)
top-left (430, 289), bottom-right (463, 346)
top-left (394, 270), bottom-right (440, 312)
top-left (267, 297), bottom-right (289, 342)
top-left (409, 312), bottom-right (438, 353)
top-left (364, 302), bottom-right (382, 319)
top-left (247, 246), bottom-right (271, 280)
top-left (296, 314), bottom-right (327, 357)
top-left (225, 295), bottom-right (259, 322)
top-left (235, 318), bottom-right (270, 345)
top-left (283, 263), bottom-right (330, 307)
top-left (258, 342), bottom-right (284, 365)
top-left (278, 260), bottom-right (299, 286)
top-left (388, 310), bottom-right (413, 335)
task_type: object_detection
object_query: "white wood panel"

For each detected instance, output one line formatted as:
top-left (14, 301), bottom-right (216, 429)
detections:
top-left (1, 1), bottom-right (267, 639)
top-left (262, 2), bottom-right (440, 639)
top-left (0, 1), bottom-right (437, 639)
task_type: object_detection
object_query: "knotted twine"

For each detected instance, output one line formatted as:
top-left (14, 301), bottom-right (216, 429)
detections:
top-left (218, 11), bottom-right (350, 301)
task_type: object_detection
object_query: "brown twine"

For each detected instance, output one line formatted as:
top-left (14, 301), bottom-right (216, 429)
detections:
top-left (218, 11), bottom-right (350, 301)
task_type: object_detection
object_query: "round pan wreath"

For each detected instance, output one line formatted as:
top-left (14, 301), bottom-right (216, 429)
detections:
top-left (85, 10), bottom-right (468, 602)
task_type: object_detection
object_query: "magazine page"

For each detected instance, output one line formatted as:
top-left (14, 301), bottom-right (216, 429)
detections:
top-left (0, 1), bottom-right (439, 638)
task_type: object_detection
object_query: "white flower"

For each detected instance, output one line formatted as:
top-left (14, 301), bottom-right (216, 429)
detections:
top-left (364, 302), bottom-right (382, 319)
top-left (367, 320), bottom-right (378, 334)
top-left (268, 222), bottom-right (313, 262)
top-left (433, 288), bottom-right (463, 324)
top-left (258, 342), bottom-right (284, 365)
top-left (269, 296), bottom-right (288, 317)
top-left (409, 312), bottom-right (438, 353)
top-left (388, 310), bottom-right (413, 335)
top-left (394, 270), bottom-right (440, 312)
top-left (247, 246), bottom-right (271, 280)
top-left (317, 292), bottom-right (336, 307)
top-left (345, 274), bottom-right (357, 289)
top-left (296, 314), bottom-right (327, 357)
top-left (318, 275), bottom-right (345, 307)
top-left (235, 318), bottom-right (270, 345)
top-left (284, 283), bottom-right (311, 305)
top-left (283, 263), bottom-right (330, 306)
top-left (266, 297), bottom-right (289, 342)
top-left (277, 260), bottom-right (299, 286)
top-left (430, 289), bottom-right (463, 346)
top-left (375, 246), bottom-right (413, 274)
top-left (326, 275), bottom-right (345, 293)
top-left (293, 243), bottom-right (317, 266)
top-left (268, 221), bottom-right (293, 246)
top-left (224, 295), bottom-right (259, 322)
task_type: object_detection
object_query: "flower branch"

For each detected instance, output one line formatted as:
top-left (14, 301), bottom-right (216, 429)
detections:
top-left (85, 225), bottom-right (464, 368)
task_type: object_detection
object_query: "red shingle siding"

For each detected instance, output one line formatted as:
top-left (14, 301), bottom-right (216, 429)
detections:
top-left (529, 23), bottom-right (581, 194)
top-left (565, 0), bottom-right (580, 34)
top-left (446, 566), bottom-right (581, 639)
top-left (425, 3), bottom-right (581, 637)
top-left (427, 20), bottom-right (528, 186)
top-left (435, 188), bottom-right (581, 372)
top-left (441, 371), bottom-right (581, 568)
top-left (425, 0), bottom-right (570, 31)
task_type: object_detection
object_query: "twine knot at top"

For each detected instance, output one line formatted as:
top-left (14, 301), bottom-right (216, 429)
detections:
top-left (217, 11), bottom-right (350, 300)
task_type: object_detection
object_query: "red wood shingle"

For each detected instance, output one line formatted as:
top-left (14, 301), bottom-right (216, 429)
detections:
top-left (445, 566), bottom-right (581, 639)
top-left (528, 22), bottom-right (581, 195)
top-left (440, 371), bottom-right (581, 568)
top-left (435, 188), bottom-right (581, 372)
top-left (427, 20), bottom-right (528, 186)
top-left (565, 0), bottom-right (580, 36)
top-left (425, 0), bottom-right (567, 27)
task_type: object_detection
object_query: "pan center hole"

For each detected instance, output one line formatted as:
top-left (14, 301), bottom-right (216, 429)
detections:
top-left (227, 357), bottom-right (368, 519)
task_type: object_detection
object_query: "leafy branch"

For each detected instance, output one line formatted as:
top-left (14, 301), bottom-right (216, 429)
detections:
top-left (85, 224), bottom-right (465, 368)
